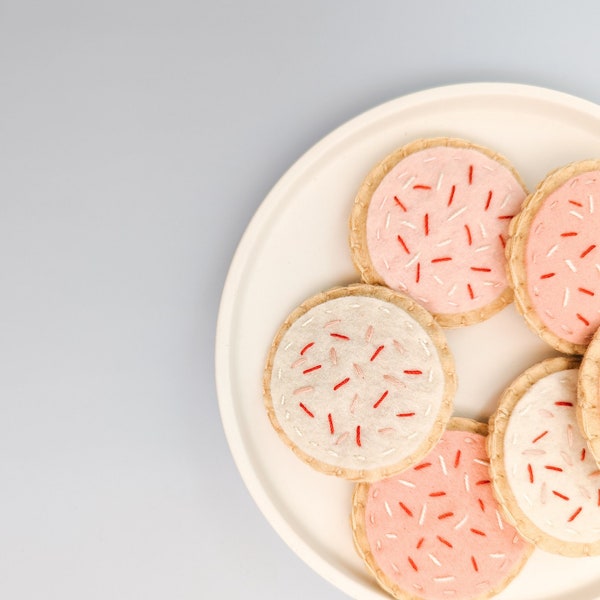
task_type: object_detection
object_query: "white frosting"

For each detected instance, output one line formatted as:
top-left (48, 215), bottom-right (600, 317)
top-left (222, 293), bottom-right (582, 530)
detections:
top-left (270, 295), bottom-right (445, 471)
top-left (504, 369), bottom-right (600, 543)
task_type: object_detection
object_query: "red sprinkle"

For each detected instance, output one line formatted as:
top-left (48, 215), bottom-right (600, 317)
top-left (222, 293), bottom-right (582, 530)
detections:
top-left (540, 273), bottom-right (556, 279)
top-left (470, 528), bottom-right (486, 537)
top-left (437, 535), bottom-right (453, 548)
top-left (569, 199), bottom-right (583, 207)
top-left (414, 462), bottom-right (432, 470)
top-left (467, 283), bottom-right (475, 299)
top-left (431, 256), bottom-right (452, 263)
top-left (527, 463), bottom-right (534, 483)
top-left (299, 403), bottom-right (314, 418)
top-left (485, 190), bottom-right (493, 210)
top-left (478, 499), bottom-right (485, 512)
top-left (552, 490), bottom-right (570, 501)
top-left (330, 333), bottom-right (350, 340)
top-left (545, 465), bottom-right (563, 472)
top-left (397, 412), bottom-right (416, 418)
top-left (498, 215), bottom-right (514, 220)
top-left (333, 377), bottom-right (350, 391)
top-left (465, 224), bottom-right (473, 246)
top-left (582, 448), bottom-right (587, 461)
top-left (373, 390), bottom-right (389, 409)
top-left (303, 364), bottom-right (322, 374)
top-left (568, 506), bottom-right (583, 522)
top-left (397, 234), bottom-right (410, 254)
top-left (416, 537), bottom-right (424, 549)
top-left (394, 195), bottom-right (407, 211)
top-left (471, 556), bottom-right (479, 572)
top-left (328, 413), bottom-right (334, 434)
top-left (577, 313), bottom-right (591, 327)
top-left (416, 262), bottom-right (421, 283)
top-left (499, 233), bottom-right (506, 248)
top-left (437, 512), bottom-right (454, 520)
top-left (300, 342), bottom-right (314, 355)
top-left (408, 557), bottom-right (418, 572)
top-left (468, 165), bottom-right (473, 184)
top-left (532, 430), bottom-right (549, 444)
top-left (561, 231), bottom-right (578, 237)
top-left (424, 213), bottom-right (430, 236)
top-left (413, 184), bottom-right (431, 190)
top-left (471, 266), bottom-right (492, 272)
top-left (370, 345), bottom-right (384, 362)
top-left (404, 369), bottom-right (423, 375)
top-left (454, 450), bottom-right (461, 468)
top-left (356, 425), bottom-right (361, 447)
top-left (476, 479), bottom-right (491, 486)
top-left (448, 184), bottom-right (456, 206)
top-left (399, 501), bottom-right (413, 517)
top-left (579, 287), bottom-right (595, 296)
top-left (581, 244), bottom-right (597, 258)
top-left (555, 401), bottom-right (574, 407)
top-left (429, 491), bottom-right (446, 497)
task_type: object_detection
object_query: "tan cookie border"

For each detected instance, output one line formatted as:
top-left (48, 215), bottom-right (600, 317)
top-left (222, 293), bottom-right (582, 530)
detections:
top-left (351, 417), bottom-right (533, 600)
top-left (263, 283), bottom-right (456, 482)
top-left (348, 137), bottom-right (528, 328)
top-left (486, 356), bottom-right (600, 557)
top-left (577, 326), bottom-right (600, 465)
top-left (507, 160), bottom-right (600, 355)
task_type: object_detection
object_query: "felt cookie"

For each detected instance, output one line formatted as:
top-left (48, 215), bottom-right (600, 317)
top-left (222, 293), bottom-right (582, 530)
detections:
top-left (488, 357), bottom-right (600, 556)
top-left (577, 326), bottom-right (600, 465)
top-left (351, 418), bottom-right (533, 600)
top-left (349, 138), bottom-right (527, 327)
top-left (508, 160), bottom-right (600, 354)
top-left (263, 284), bottom-right (456, 481)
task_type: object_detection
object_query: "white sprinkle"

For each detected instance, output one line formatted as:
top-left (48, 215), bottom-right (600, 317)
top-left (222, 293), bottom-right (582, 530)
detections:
top-left (375, 539), bottom-right (382, 551)
top-left (369, 513), bottom-right (376, 525)
top-left (419, 503), bottom-right (427, 526)
top-left (407, 431), bottom-right (419, 440)
top-left (447, 283), bottom-right (457, 297)
top-left (523, 493), bottom-right (533, 506)
top-left (385, 533), bottom-right (397, 539)
top-left (547, 244), bottom-right (559, 257)
top-left (437, 238), bottom-right (453, 247)
top-left (433, 275), bottom-right (444, 285)
top-left (293, 426), bottom-right (303, 437)
top-left (540, 482), bottom-right (548, 505)
top-left (533, 285), bottom-right (540, 296)
top-left (405, 252), bottom-right (421, 268)
top-left (354, 454), bottom-right (366, 462)
top-left (391, 562), bottom-right (400, 573)
top-left (454, 514), bottom-right (468, 530)
top-left (384, 501), bottom-right (392, 517)
top-left (403, 176), bottom-right (416, 189)
top-left (424, 157), bottom-right (437, 163)
top-left (563, 287), bottom-right (570, 307)
top-left (326, 449), bottom-right (339, 457)
top-left (475, 244), bottom-right (491, 253)
top-left (376, 228), bottom-right (380, 241)
top-left (396, 171), bottom-right (408, 181)
top-left (570, 210), bottom-right (584, 220)
top-left (565, 259), bottom-right (577, 272)
top-left (380, 448), bottom-right (396, 457)
top-left (400, 220), bottom-right (417, 230)
top-left (447, 301), bottom-right (459, 307)
top-left (474, 458), bottom-right (490, 466)
top-left (517, 402), bottom-right (532, 416)
top-left (560, 324), bottom-right (574, 334)
top-left (439, 455), bottom-right (448, 475)
top-left (545, 309), bottom-right (555, 319)
top-left (335, 432), bottom-right (348, 445)
top-left (479, 222), bottom-right (488, 238)
top-left (434, 576), bottom-right (456, 583)
top-left (301, 317), bottom-right (314, 327)
top-left (417, 296), bottom-right (429, 304)
top-left (425, 403), bottom-right (432, 416)
top-left (590, 194), bottom-right (595, 214)
top-left (419, 338), bottom-right (432, 357)
top-left (397, 479), bottom-right (416, 488)
top-left (496, 510), bottom-right (504, 530)
top-left (490, 553), bottom-right (506, 559)
top-left (385, 212), bottom-right (391, 230)
top-left (383, 258), bottom-right (390, 270)
top-left (428, 553), bottom-right (441, 566)
top-left (464, 437), bottom-right (474, 444)
top-left (379, 196), bottom-right (388, 210)
top-left (436, 172), bottom-right (444, 190)
top-left (284, 341), bottom-right (293, 350)
top-left (448, 206), bottom-right (468, 221)
top-left (464, 473), bottom-right (470, 492)
top-left (428, 369), bottom-right (434, 384)
top-left (501, 193), bottom-right (512, 209)
top-left (565, 527), bottom-right (579, 535)
top-left (513, 534), bottom-right (520, 544)
top-left (284, 409), bottom-right (290, 419)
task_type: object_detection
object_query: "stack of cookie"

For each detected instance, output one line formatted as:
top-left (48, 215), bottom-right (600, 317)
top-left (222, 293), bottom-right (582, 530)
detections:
top-left (262, 138), bottom-right (600, 600)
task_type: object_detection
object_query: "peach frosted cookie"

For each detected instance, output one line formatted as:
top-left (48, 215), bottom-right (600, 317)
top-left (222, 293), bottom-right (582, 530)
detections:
top-left (349, 138), bottom-right (527, 327)
top-left (352, 418), bottom-right (532, 600)
top-left (263, 284), bottom-right (455, 481)
top-left (577, 327), bottom-right (600, 465)
top-left (508, 160), bottom-right (600, 354)
top-left (488, 357), bottom-right (600, 556)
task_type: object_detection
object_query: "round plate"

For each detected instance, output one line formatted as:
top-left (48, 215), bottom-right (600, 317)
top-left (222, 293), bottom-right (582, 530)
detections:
top-left (215, 83), bottom-right (600, 600)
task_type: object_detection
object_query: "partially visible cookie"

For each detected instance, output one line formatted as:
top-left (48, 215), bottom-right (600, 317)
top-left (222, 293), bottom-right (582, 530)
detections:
top-left (351, 418), bottom-right (533, 600)
top-left (263, 284), bottom-right (456, 481)
top-left (508, 160), bottom-right (600, 354)
top-left (577, 327), bottom-right (600, 465)
top-left (488, 357), bottom-right (600, 556)
top-left (349, 138), bottom-right (527, 327)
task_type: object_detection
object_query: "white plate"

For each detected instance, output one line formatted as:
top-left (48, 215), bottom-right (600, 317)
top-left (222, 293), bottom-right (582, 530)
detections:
top-left (215, 83), bottom-right (600, 600)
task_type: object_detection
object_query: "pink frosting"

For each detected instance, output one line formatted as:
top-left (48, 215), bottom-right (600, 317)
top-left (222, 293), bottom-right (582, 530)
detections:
top-left (366, 146), bottom-right (525, 314)
top-left (364, 429), bottom-right (529, 600)
top-left (525, 171), bottom-right (600, 345)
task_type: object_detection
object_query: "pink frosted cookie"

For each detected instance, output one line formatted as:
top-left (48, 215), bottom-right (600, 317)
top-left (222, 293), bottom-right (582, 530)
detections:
top-left (263, 284), bottom-right (456, 481)
top-left (508, 160), bottom-right (600, 354)
top-left (488, 357), bottom-right (600, 556)
top-left (349, 138), bottom-right (527, 327)
top-left (351, 418), bottom-right (532, 600)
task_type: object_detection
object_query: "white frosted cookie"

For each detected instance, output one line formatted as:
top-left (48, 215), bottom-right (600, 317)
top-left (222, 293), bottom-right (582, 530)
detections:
top-left (508, 160), bottom-right (600, 354)
top-left (263, 284), bottom-right (456, 481)
top-left (351, 418), bottom-right (533, 600)
top-left (488, 357), bottom-right (600, 556)
top-left (349, 138), bottom-right (527, 327)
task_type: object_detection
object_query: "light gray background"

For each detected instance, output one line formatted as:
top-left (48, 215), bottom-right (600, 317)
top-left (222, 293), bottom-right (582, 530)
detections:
top-left (2, 1), bottom-right (600, 599)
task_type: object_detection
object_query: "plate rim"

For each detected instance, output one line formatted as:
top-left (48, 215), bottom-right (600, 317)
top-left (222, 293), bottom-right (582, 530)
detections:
top-left (214, 81), bottom-right (600, 598)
